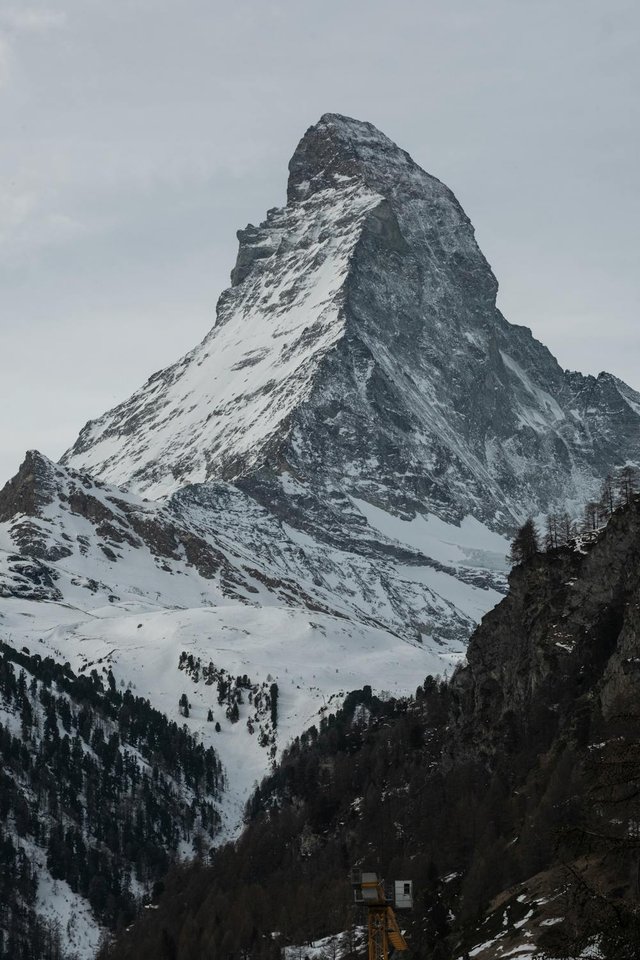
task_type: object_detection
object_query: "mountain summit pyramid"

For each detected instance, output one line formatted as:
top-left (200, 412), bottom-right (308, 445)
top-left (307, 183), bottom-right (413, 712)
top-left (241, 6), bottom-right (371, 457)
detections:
top-left (2, 110), bottom-right (640, 740)
top-left (63, 113), bottom-right (640, 532)
top-left (40, 110), bottom-right (640, 648)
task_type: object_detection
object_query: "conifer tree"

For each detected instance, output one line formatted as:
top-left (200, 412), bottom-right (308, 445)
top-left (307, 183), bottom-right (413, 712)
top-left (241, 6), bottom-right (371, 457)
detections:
top-left (558, 510), bottom-right (575, 544)
top-left (583, 501), bottom-right (600, 532)
top-left (270, 683), bottom-right (279, 729)
top-left (509, 518), bottom-right (539, 564)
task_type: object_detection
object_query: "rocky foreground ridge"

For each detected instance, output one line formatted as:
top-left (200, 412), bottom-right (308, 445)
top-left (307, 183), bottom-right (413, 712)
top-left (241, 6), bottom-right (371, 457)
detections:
top-left (101, 494), bottom-right (640, 960)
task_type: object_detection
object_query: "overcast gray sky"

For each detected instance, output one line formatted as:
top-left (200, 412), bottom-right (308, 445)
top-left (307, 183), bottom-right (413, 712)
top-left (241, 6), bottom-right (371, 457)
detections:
top-left (1, 0), bottom-right (638, 487)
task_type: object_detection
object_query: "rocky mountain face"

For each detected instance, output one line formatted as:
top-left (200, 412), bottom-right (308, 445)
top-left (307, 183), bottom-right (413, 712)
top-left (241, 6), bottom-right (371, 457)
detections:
top-left (64, 113), bottom-right (640, 519)
top-left (100, 496), bottom-right (640, 960)
top-left (0, 449), bottom-right (335, 611)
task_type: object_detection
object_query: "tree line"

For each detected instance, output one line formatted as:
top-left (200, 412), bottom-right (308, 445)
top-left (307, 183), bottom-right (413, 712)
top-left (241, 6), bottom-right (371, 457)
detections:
top-left (0, 641), bottom-right (224, 958)
top-left (178, 651), bottom-right (278, 746)
top-left (510, 463), bottom-right (639, 564)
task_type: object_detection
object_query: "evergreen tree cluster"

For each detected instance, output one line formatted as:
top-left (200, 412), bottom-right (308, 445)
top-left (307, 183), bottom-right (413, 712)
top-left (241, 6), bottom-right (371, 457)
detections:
top-left (0, 641), bottom-right (224, 957)
top-left (100, 683), bottom-right (479, 960)
top-left (510, 464), bottom-right (640, 565)
top-left (178, 651), bottom-right (278, 746)
top-left (0, 818), bottom-right (59, 960)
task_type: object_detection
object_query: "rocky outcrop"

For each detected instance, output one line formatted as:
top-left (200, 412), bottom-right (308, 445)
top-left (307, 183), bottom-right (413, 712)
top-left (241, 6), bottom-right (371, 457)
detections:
top-left (0, 450), bottom-right (59, 522)
top-left (0, 453), bottom-right (342, 612)
top-left (452, 498), bottom-right (640, 753)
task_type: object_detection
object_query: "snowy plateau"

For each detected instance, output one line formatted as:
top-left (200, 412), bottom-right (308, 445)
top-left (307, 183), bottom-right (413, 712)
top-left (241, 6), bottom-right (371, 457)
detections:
top-left (2, 113), bottom-right (640, 955)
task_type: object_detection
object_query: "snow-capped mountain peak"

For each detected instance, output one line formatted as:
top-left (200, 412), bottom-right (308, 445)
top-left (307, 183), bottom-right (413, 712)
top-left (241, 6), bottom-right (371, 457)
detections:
top-left (62, 114), bottom-right (640, 525)
top-left (61, 112), bottom-right (499, 500)
top-left (288, 112), bottom-right (497, 299)
top-left (54, 110), bottom-right (640, 668)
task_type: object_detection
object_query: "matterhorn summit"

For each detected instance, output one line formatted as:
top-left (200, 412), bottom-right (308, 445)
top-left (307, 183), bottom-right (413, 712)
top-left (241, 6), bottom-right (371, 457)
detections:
top-left (57, 113), bottom-right (640, 639)
top-left (63, 114), bottom-right (640, 522)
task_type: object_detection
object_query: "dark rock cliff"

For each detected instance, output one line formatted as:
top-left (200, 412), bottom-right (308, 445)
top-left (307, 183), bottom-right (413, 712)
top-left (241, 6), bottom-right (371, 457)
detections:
top-left (97, 497), bottom-right (640, 960)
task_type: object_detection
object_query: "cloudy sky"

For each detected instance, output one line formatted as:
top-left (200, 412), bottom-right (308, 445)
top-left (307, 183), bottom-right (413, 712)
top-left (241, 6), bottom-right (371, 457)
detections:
top-left (1, 0), bottom-right (638, 486)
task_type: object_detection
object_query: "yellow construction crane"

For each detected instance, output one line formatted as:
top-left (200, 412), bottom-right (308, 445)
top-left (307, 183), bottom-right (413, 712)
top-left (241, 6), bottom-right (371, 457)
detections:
top-left (351, 870), bottom-right (413, 960)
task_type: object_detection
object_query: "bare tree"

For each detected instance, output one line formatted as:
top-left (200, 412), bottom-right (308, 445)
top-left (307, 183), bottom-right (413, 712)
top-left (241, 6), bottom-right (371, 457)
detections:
top-left (558, 511), bottom-right (575, 544)
top-left (544, 513), bottom-right (559, 550)
top-left (599, 473), bottom-right (616, 517)
top-left (616, 465), bottom-right (640, 506)
top-left (583, 501), bottom-right (600, 533)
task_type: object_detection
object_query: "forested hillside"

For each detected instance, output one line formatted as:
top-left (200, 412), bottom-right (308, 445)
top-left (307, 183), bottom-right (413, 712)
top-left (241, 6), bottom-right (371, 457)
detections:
top-left (99, 494), bottom-right (640, 960)
top-left (0, 644), bottom-right (223, 959)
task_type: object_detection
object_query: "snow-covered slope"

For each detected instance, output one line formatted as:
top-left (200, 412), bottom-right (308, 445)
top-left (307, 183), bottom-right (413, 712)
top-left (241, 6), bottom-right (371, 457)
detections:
top-left (64, 179), bottom-right (382, 498)
top-left (0, 451), bottom-right (457, 949)
top-left (0, 451), bottom-right (465, 836)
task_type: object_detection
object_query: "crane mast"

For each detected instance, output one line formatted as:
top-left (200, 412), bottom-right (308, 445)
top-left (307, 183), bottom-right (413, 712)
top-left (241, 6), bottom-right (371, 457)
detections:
top-left (351, 870), bottom-right (412, 960)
